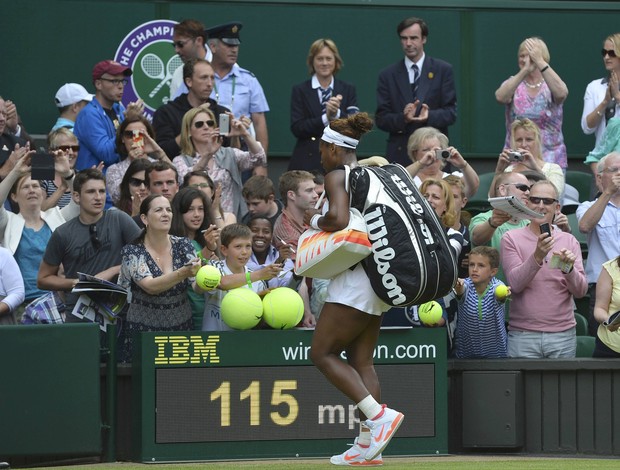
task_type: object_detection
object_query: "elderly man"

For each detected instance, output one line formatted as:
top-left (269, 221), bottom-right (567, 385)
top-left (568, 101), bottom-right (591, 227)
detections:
top-left (502, 180), bottom-right (588, 358)
top-left (375, 16), bottom-right (457, 166)
top-left (206, 22), bottom-right (269, 175)
top-left (153, 58), bottom-right (229, 159)
top-left (169, 19), bottom-right (213, 99)
top-left (576, 152), bottom-right (620, 335)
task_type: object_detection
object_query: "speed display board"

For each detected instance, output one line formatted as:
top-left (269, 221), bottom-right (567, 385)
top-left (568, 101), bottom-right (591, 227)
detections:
top-left (134, 328), bottom-right (447, 461)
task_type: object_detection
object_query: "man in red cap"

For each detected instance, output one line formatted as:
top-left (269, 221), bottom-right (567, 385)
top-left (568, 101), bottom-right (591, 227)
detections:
top-left (74, 60), bottom-right (142, 176)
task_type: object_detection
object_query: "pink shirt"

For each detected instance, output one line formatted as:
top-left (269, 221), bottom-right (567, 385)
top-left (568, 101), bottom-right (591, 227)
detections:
top-left (501, 225), bottom-right (588, 332)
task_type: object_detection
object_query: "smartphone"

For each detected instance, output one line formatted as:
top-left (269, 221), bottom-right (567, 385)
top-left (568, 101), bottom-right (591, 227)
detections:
top-left (219, 113), bottom-right (230, 136)
top-left (132, 129), bottom-right (144, 148)
top-left (31, 152), bottom-right (55, 180)
top-left (540, 223), bottom-right (551, 237)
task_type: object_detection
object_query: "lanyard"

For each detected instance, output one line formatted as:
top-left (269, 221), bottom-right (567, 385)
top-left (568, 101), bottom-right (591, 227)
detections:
top-left (214, 75), bottom-right (236, 109)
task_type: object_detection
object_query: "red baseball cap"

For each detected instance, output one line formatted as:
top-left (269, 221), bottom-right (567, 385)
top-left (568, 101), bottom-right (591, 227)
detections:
top-left (92, 60), bottom-right (132, 81)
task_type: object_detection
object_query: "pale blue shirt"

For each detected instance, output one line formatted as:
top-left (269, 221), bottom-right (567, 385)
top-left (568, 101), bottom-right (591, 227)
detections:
top-left (576, 199), bottom-right (620, 283)
top-left (210, 63), bottom-right (269, 118)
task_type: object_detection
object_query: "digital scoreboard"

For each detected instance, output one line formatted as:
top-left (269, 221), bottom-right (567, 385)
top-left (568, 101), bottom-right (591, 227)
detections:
top-left (134, 328), bottom-right (447, 461)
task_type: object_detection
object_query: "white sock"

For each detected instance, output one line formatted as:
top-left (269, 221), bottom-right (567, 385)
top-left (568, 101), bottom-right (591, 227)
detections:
top-left (358, 424), bottom-right (371, 447)
top-left (356, 395), bottom-right (383, 421)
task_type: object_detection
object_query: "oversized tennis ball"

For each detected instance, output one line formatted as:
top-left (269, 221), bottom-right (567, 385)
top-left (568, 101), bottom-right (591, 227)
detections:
top-left (418, 300), bottom-right (443, 326)
top-left (221, 288), bottom-right (263, 330)
top-left (262, 287), bottom-right (304, 330)
top-left (495, 284), bottom-right (509, 301)
top-left (196, 265), bottom-right (221, 290)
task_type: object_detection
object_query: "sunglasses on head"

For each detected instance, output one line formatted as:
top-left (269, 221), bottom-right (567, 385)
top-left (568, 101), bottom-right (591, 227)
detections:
top-left (529, 196), bottom-right (557, 205)
top-left (54, 145), bottom-right (80, 152)
top-left (129, 177), bottom-right (146, 187)
top-left (194, 120), bottom-right (215, 129)
top-left (602, 48), bottom-right (617, 58)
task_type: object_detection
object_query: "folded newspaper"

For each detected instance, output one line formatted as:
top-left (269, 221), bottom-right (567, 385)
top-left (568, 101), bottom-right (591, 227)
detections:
top-left (603, 310), bottom-right (620, 329)
top-left (489, 196), bottom-right (543, 220)
top-left (71, 272), bottom-right (127, 332)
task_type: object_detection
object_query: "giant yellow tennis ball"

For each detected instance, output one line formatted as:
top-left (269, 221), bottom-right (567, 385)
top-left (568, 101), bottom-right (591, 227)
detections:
top-left (418, 300), bottom-right (443, 326)
top-left (221, 288), bottom-right (263, 330)
top-left (495, 284), bottom-right (509, 301)
top-left (196, 264), bottom-right (221, 290)
top-left (262, 287), bottom-right (304, 330)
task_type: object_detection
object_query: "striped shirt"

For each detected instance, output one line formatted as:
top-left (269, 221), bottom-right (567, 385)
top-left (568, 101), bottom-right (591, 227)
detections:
top-left (455, 277), bottom-right (508, 358)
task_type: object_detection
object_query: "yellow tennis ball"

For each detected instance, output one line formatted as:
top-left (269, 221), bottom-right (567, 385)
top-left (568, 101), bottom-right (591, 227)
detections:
top-left (262, 287), bottom-right (304, 330)
top-left (221, 288), bottom-right (264, 330)
top-left (418, 300), bottom-right (443, 325)
top-left (495, 284), bottom-right (509, 301)
top-left (196, 265), bottom-right (221, 290)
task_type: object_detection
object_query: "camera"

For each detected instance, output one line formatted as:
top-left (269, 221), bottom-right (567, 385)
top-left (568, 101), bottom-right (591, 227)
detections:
top-left (508, 151), bottom-right (524, 162)
top-left (435, 149), bottom-right (450, 160)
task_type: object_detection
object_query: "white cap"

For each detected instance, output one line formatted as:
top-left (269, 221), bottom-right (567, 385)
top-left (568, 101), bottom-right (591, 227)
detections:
top-left (54, 83), bottom-right (94, 108)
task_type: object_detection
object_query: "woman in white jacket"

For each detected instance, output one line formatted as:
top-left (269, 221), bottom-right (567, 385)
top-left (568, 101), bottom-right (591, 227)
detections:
top-left (0, 152), bottom-right (78, 308)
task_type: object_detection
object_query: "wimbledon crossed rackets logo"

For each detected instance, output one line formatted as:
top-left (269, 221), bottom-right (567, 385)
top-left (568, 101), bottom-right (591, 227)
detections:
top-left (114, 20), bottom-right (179, 120)
top-left (140, 53), bottom-right (183, 98)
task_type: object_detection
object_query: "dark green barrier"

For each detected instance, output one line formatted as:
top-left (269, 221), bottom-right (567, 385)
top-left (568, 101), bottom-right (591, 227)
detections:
top-left (133, 327), bottom-right (447, 461)
top-left (0, 324), bottom-right (101, 457)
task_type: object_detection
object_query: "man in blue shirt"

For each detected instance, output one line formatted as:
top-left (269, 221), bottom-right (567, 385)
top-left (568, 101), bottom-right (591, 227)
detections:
top-left (206, 22), bottom-right (269, 176)
top-left (74, 60), bottom-right (141, 173)
top-left (576, 152), bottom-right (620, 335)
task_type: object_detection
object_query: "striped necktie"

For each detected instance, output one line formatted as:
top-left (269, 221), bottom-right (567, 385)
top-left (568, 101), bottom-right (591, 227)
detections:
top-left (411, 64), bottom-right (420, 99)
top-left (321, 86), bottom-right (332, 112)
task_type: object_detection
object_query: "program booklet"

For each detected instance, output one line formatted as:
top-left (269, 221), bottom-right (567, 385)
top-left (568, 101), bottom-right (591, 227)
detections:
top-left (489, 196), bottom-right (543, 220)
top-left (71, 272), bottom-right (128, 332)
top-left (603, 310), bottom-right (620, 330)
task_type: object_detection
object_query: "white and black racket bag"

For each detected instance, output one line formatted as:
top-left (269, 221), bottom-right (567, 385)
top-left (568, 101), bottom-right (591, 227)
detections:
top-left (349, 163), bottom-right (457, 307)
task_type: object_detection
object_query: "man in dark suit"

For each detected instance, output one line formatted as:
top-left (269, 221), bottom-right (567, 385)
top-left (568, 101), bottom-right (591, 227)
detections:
top-left (376, 17), bottom-right (457, 166)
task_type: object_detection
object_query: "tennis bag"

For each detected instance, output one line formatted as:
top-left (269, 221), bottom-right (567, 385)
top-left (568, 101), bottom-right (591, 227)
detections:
top-left (349, 163), bottom-right (457, 307)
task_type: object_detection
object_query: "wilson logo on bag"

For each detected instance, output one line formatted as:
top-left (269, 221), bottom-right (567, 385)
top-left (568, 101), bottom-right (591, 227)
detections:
top-left (350, 163), bottom-right (457, 307)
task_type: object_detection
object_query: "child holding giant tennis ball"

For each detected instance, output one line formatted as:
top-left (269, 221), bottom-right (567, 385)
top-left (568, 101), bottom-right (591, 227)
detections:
top-left (453, 246), bottom-right (509, 359)
top-left (195, 224), bottom-right (283, 331)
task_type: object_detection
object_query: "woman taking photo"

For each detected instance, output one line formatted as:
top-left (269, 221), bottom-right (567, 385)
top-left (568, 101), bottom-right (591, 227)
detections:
top-left (0, 152), bottom-right (77, 309)
top-left (490, 118), bottom-right (564, 197)
top-left (106, 113), bottom-right (169, 204)
top-left (173, 105), bottom-right (266, 221)
top-left (406, 126), bottom-right (479, 197)
top-left (303, 112), bottom-right (403, 466)
top-left (116, 159), bottom-right (152, 217)
top-left (289, 38), bottom-right (358, 172)
top-left (582, 33), bottom-right (620, 174)
top-left (495, 37), bottom-right (569, 171)
top-left (118, 194), bottom-right (201, 361)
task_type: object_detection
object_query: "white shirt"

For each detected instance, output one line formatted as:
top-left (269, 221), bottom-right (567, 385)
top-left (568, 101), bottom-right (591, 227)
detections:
top-left (581, 77), bottom-right (620, 150)
top-left (405, 53), bottom-right (426, 84)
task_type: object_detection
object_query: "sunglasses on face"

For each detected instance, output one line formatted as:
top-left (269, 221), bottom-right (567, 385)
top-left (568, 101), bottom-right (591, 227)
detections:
top-left (504, 183), bottom-right (531, 192)
top-left (193, 120), bottom-right (215, 129)
top-left (602, 48), bottom-right (617, 58)
top-left (122, 130), bottom-right (143, 139)
top-left (54, 145), bottom-right (80, 152)
top-left (129, 177), bottom-right (146, 187)
top-left (528, 196), bottom-right (557, 205)
top-left (172, 38), bottom-right (193, 49)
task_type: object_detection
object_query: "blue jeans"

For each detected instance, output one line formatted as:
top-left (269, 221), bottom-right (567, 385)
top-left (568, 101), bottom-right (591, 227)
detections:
top-left (508, 328), bottom-right (576, 358)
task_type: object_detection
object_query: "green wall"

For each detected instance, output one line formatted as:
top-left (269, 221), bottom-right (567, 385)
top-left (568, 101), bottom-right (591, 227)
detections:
top-left (2, 0), bottom-right (619, 161)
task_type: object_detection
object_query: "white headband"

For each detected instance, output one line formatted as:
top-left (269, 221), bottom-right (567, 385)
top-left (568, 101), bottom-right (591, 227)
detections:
top-left (321, 126), bottom-right (359, 149)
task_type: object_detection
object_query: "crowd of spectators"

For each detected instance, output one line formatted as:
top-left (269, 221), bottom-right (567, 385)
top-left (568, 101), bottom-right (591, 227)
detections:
top-left (0, 16), bottom-right (619, 362)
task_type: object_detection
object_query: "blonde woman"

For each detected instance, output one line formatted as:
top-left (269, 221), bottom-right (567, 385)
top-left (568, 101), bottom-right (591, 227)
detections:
top-left (420, 178), bottom-right (464, 258)
top-left (495, 37), bottom-right (569, 170)
top-left (490, 118), bottom-right (564, 197)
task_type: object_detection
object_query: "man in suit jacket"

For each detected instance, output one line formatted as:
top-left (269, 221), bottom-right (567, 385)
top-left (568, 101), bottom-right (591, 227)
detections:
top-left (376, 17), bottom-right (457, 166)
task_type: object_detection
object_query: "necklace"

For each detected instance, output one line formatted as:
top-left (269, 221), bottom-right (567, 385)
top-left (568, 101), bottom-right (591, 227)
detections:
top-left (524, 80), bottom-right (544, 89)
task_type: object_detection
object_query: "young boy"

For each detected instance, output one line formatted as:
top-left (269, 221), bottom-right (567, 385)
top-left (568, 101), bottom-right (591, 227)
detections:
top-left (241, 175), bottom-right (283, 226)
top-left (198, 224), bottom-right (282, 331)
top-left (454, 246), bottom-right (509, 358)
